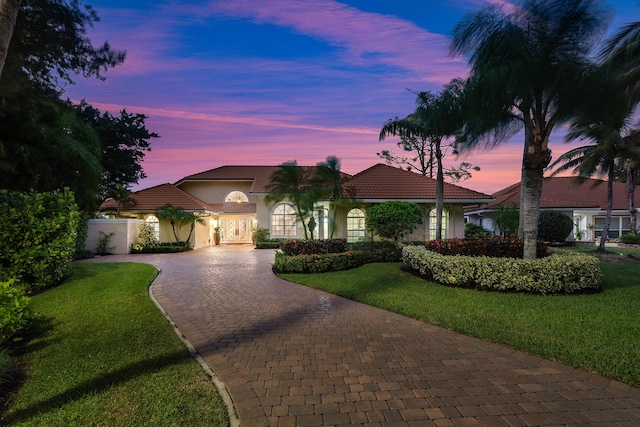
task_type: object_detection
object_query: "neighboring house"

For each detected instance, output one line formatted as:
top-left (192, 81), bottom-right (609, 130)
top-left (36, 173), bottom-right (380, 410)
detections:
top-left (465, 177), bottom-right (634, 241)
top-left (100, 163), bottom-right (493, 250)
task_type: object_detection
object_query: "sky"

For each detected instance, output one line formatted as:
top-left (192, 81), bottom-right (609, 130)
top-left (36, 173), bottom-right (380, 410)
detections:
top-left (64, 0), bottom-right (640, 194)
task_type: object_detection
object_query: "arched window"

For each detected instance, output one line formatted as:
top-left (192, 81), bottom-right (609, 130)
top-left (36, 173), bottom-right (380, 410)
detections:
top-left (347, 208), bottom-right (366, 243)
top-left (428, 208), bottom-right (448, 240)
top-left (145, 215), bottom-right (160, 240)
top-left (225, 190), bottom-right (249, 203)
top-left (271, 203), bottom-right (297, 237)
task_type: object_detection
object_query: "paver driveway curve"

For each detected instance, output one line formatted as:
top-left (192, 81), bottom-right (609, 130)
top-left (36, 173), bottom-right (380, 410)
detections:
top-left (86, 246), bottom-right (640, 426)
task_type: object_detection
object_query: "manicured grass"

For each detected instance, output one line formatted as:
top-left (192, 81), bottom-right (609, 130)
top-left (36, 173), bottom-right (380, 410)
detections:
top-left (279, 251), bottom-right (640, 387)
top-left (1, 263), bottom-right (229, 426)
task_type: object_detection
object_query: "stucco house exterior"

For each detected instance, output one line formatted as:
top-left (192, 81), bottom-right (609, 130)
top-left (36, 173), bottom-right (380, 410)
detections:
top-left (98, 163), bottom-right (493, 252)
top-left (465, 176), bottom-right (635, 241)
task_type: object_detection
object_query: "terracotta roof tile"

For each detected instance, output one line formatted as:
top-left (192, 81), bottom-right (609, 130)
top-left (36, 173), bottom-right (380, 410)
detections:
top-left (468, 176), bottom-right (629, 211)
top-left (209, 203), bottom-right (257, 214)
top-left (100, 183), bottom-right (211, 212)
top-left (344, 164), bottom-right (493, 201)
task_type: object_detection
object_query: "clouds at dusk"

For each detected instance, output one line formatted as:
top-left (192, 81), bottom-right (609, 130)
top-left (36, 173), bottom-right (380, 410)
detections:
top-left (64, 0), bottom-right (638, 194)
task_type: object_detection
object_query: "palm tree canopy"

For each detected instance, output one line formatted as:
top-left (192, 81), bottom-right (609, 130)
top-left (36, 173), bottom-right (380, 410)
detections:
top-left (450, 0), bottom-right (612, 153)
top-left (600, 21), bottom-right (640, 105)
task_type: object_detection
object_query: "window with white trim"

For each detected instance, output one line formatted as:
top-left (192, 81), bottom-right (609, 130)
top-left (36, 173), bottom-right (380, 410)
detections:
top-left (346, 208), bottom-right (366, 243)
top-left (145, 215), bottom-right (160, 240)
top-left (594, 216), bottom-right (630, 238)
top-left (225, 190), bottom-right (249, 203)
top-left (428, 208), bottom-right (448, 240)
top-left (271, 203), bottom-right (297, 237)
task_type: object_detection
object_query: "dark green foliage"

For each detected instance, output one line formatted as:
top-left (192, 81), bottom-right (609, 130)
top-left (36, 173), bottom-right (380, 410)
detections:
top-left (0, 348), bottom-right (16, 389)
top-left (365, 201), bottom-right (423, 242)
top-left (129, 244), bottom-right (188, 254)
top-left (255, 241), bottom-right (283, 249)
top-left (73, 213), bottom-right (90, 259)
top-left (252, 227), bottom-right (271, 243)
top-left (538, 211), bottom-right (574, 242)
top-left (464, 222), bottom-right (492, 239)
top-left (0, 280), bottom-right (34, 344)
top-left (619, 233), bottom-right (640, 244)
top-left (0, 189), bottom-right (79, 290)
top-left (280, 239), bottom-right (349, 256)
top-left (424, 237), bottom-right (548, 258)
top-left (492, 204), bottom-right (519, 237)
top-left (348, 241), bottom-right (402, 262)
top-left (273, 251), bottom-right (366, 274)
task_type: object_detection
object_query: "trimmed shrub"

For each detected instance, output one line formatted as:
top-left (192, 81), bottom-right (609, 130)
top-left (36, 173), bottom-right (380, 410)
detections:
top-left (464, 222), bottom-right (492, 239)
top-left (255, 241), bottom-right (282, 249)
top-left (273, 251), bottom-right (367, 274)
top-left (538, 210), bottom-right (574, 242)
top-left (0, 189), bottom-right (79, 290)
top-left (348, 241), bottom-right (402, 262)
top-left (424, 237), bottom-right (548, 258)
top-left (0, 279), bottom-right (33, 344)
top-left (619, 233), bottom-right (640, 244)
top-left (280, 239), bottom-right (349, 256)
top-left (366, 201), bottom-right (423, 242)
top-left (130, 241), bottom-right (189, 253)
top-left (253, 227), bottom-right (271, 243)
top-left (402, 246), bottom-right (601, 294)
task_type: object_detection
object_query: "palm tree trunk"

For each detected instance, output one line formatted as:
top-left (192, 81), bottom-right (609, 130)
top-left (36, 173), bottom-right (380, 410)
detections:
top-left (521, 167), bottom-right (544, 259)
top-left (626, 165), bottom-right (637, 236)
top-left (598, 166), bottom-right (615, 252)
top-left (435, 141), bottom-right (444, 240)
top-left (0, 0), bottom-right (20, 79)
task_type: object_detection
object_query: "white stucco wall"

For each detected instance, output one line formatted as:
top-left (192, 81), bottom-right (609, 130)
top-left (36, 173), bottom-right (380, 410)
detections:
top-left (86, 219), bottom-right (143, 255)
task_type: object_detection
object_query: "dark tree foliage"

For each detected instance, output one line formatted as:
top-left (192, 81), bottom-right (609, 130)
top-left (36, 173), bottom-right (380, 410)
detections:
top-left (538, 211), bottom-right (574, 243)
top-left (72, 100), bottom-right (158, 199)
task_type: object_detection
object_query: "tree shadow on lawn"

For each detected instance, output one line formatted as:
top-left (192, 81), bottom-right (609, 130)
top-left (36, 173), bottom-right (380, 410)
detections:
top-left (1, 350), bottom-right (191, 425)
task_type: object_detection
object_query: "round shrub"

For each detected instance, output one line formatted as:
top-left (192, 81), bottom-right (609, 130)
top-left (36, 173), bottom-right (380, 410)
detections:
top-left (464, 222), bottom-right (491, 239)
top-left (538, 210), bottom-right (573, 242)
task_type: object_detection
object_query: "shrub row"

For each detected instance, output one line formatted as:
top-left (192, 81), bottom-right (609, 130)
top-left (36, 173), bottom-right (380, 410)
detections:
top-left (0, 189), bottom-right (79, 290)
top-left (424, 237), bottom-right (548, 258)
top-left (402, 246), bottom-right (601, 294)
top-left (348, 241), bottom-right (403, 262)
top-left (130, 241), bottom-right (190, 254)
top-left (619, 233), bottom-right (640, 244)
top-left (0, 279), bottom-right (33, 344)
top-left (280, 239), bottom-right (349, 256)
top-left (273, 251), bottom-right (366, 273)
top-left (255, 240), bottom-right (283, 249)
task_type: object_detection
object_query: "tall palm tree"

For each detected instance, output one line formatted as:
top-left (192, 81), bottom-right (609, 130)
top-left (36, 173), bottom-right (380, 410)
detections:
top-left (450, 0), bottom-right (610, 258)
top-left (315, 155), bottom-right (348, 239)
top-left (379, 80), bottom-right (465, 240)
top-left (266, 161), bottom-right (319, 240)
top-left (601, 20), bottom-right (640, 105)
top-left (0, 0), bottom-right (21, 79)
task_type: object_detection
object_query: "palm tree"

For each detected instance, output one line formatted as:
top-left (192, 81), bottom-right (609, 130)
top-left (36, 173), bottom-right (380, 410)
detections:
top-left (0, 0), bottom-right (21, 79)
top-left (449, 0), bottom-right (611, 258)
top-left (266, 161), bottom-right (319, 239)
top-left (601, 20), bottom-right (640, 105)
top-left (315, 155), bottom-right (348, 239)
top-left (379, 80), bottom-right (466, 240)
top-left (156, 205), bottom-right (205, 248)
top-left (549, 64), bottom-right (639, 251)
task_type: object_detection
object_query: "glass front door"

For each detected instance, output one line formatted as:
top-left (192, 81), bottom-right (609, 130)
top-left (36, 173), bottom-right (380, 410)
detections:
top-left (222, 218), bottom-right (250, 243)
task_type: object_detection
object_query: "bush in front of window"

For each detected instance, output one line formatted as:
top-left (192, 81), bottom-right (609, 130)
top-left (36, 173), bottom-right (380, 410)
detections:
top-left (538, 210), bottom-right (573, 243)
top-left (619, 233), bottom-right (640, 244)
top-left (402, 245), bottom-right (601, 294)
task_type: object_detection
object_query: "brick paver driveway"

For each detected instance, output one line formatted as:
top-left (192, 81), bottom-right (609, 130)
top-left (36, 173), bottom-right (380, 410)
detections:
top-left (87, 246), bottom-right (640, 426)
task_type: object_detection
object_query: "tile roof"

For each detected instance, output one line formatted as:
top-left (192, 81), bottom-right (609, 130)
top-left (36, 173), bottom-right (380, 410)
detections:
top-left (100, 183), bottom-right (212, 212)
top-left (176, 165), bottom-right (352, 193)
top-left (468, 176), bottom-right (630, 211)
top-left (344, 164), bottom-right (493, 202)
top-left (209, 203), bottom-right (257, 214)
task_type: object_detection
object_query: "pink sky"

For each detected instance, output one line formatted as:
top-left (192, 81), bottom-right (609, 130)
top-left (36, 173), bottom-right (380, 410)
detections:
top-left (64, 0), bottom-right (638, 195)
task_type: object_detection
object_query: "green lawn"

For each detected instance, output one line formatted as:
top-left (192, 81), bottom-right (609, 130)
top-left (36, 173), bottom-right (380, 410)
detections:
top-left (1, 263), bottom-right (229, 427)
top-left (280, 250), bottom-right (640, 387)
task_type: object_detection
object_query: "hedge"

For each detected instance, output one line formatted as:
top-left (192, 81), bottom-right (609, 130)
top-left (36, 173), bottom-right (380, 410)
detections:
top-left (273, 251), bottom-right (367, 273)
top-left (279, 239), bottom-right (349, 255)
top-left (0, 279), bottom-right (33, 344)
top-left (0, 189), bottom-right (79, 290)
top-left (424, 237), bottom-right (548, 258)
top-left (402, 246), bottom-right (601, 294)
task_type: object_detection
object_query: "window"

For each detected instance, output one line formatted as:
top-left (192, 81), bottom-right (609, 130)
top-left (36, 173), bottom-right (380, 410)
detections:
top-left (225, 190), bottom-right (248, 203)
top-left (346, 208), bottom-right (366, 243)
top-left (594, 216), bottom-right (630, 238)
top-left (271, 203), bottom-right (297, 237)
top-left (428, 208), bottom-right (448, 240)
top-left (145, 215), bottom-right (160, 240)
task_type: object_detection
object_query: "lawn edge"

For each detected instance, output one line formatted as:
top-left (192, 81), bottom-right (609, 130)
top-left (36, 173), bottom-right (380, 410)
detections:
top-left (146, 265), bottom-right (240, 427)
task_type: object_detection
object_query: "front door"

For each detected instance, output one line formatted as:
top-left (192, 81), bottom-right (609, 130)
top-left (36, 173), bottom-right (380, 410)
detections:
top-left (222, 218), bottom-right (251, 243)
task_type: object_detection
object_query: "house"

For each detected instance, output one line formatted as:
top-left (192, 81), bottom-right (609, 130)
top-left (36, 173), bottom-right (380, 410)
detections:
top-left (465, 176), bottom-right (634, 240)
top-left (96, 163), bottom-right (493, 252)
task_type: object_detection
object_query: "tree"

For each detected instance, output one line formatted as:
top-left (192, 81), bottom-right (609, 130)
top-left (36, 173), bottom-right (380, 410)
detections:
top-left (156, 205), bottom-right (205, 249)
top-left (449, 0), bottom-right (611, 258)
top-left (601, 20), bottom-right (640, 105)
top-left (266, 161), bottom-right (321, 240)
top-left (314, 155), bottom-right (351, 239)
top-left (72, 100), bottom-right (157, 199)
top-left (379, 80), bottom-right (473, 240)
top-left (492, 204), bottom-right (519, 238)
top-left (365, 201), bottom-right (423, 244)
top-left (549, 63), bottom-right (639, 251)
top-left (0, 0), bottom-right (20, 79)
